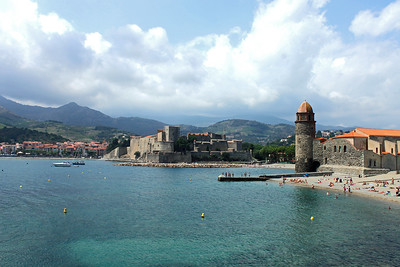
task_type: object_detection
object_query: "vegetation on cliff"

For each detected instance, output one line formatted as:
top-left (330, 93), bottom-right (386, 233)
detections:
top-left (0, 127), bottom-right (68, 143)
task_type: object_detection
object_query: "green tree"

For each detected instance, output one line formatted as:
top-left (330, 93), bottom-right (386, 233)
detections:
top-left (175, 136), bottom-right (190, 152)
top-left (106, 138), bottom-right (119, 153)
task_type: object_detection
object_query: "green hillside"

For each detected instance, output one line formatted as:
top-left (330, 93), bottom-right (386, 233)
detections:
top-left (0, 106), bottom-right (133, 142)
top-left (0, 127), bottom-right (68, 143)
top-left (206, 119), bottom-right (294, 144)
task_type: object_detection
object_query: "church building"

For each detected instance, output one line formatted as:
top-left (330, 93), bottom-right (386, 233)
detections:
top-left (295, 101), bottom-right (400, 176)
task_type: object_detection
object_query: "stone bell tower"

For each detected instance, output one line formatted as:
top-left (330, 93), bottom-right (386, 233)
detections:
top-left (295, 101), bottom-right (316, 173)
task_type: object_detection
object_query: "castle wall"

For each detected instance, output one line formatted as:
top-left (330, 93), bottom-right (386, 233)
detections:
top-left (103, 146), bottom-right (128, 159)
top-left (368, 137), bottom-right (381, 154)
top-left (382, 153), bottom-right (397, 170)
top-left (146, 152), bottom-right (192, 163)
top-left (211, 140), bottom-right (229, 151)
top-left (353, 137), bottom-right (368, 150)
top-left (318, 139), bottom-right (364, 167)
top-left (384, 140), bottom-right (397, 155)
top-left (153, 141), bottom-right (174, 152)
top-left (165, 126), bottom-right (180, 142)
top-left (228, 140), bottom-right (242, 151)
top-left (364, 150), bottom-right (381, 168)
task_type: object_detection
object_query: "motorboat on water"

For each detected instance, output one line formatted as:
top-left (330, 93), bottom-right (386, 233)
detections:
top-left (72, 161), bottom-right (85, 165)
top-left (53, 162), bottom-right (71, 167)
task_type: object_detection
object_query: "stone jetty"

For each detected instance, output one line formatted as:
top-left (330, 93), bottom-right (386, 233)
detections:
top-left (218, 171), bottom-right (334, 181)
top-left (117, 162), bottom-right (266, 168)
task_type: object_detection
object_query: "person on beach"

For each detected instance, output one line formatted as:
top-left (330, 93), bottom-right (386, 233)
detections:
top-left (343, 185), bottom-right (346, 193)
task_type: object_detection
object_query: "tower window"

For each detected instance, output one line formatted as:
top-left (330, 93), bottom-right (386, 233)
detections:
top-left (376, 148), bottom-right (378, 153)
top-left (334, 146), bottom-right (337, 152)
top-left (344, 146), bottom-right (347, 152)
top-left (324, 146), bottom-right (326, 150)
top-left (339, 146), bottom-right (341, 152)
top-left (391, 148), bottom-right (394, 154)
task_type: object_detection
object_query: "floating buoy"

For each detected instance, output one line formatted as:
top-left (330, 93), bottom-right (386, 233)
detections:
top-left (201, 213), bottom-right (205, 218)
top-left (19, 185), bottom-right (22, 188)
top-left (104, 177), bottom-right (107, 180)
top-left (64, 208), bottom-right (67, 213)
top-left (189, 179), bottom-right (192, 181)
top-left (310, 216), bottom-right (314, 221)
top-left (48, 179), bottom-right (51, 182)
top-left (326, 192), bottom-right (329, 196)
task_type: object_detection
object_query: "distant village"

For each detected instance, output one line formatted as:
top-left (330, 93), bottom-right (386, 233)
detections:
top-left (0, 141), bottom-right (108, 158)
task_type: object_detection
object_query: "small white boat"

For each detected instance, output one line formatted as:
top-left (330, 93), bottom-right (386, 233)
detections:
top-left (53, 162), bottom-right (71, 167)
top-left (72, 161), bottom-right (85, 165)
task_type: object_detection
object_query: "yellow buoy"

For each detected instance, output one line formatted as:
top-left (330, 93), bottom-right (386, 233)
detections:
top-left (189, 179), bottom-right (192, 181)
top-left (19, 185), bottom-right (22, 188)
top-left (48, 179), bottom-right (51, 182)
top-left (64, 208), bottom-right (67, 213)
top-left (310, 216), bottom-right (314, 221)
top-left (201, 213), bottom-right (205, 218)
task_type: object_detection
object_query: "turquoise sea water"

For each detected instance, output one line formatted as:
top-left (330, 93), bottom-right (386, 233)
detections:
top-left (1, 158), bottom-right (400, 266)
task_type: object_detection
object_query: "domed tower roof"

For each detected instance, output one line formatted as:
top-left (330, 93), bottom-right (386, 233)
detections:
top-left (297, 101), bottom-right (313, 113)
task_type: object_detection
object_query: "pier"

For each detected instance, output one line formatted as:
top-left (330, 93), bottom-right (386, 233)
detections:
top-left (218, 171), bottom-right (334, 181)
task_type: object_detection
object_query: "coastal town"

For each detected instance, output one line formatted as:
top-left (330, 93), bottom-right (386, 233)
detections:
top-left (0, 140), bottom-right (108, 158)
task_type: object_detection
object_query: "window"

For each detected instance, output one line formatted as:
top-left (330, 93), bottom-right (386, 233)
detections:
top-left (344, 146), bottom-right (347, 152)
top-left (324, 146), bottom-right (326, 150)
top-left (391, 148), bottom-right (394, 154)
top-left (339, 146), bottom-right (341, 152)
top-left (376, 148), bottom-right (378, 153)
top-left (334, 146), bottom-right (337, 152)
top-left (374, 160), bottom-right (376, 167)
top-left (369, 159), bottom-right (372, 167)
top-left (324, 158), bottom-right (327, 164)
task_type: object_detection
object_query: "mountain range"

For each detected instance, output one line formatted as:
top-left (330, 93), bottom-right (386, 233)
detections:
top-left (0, 96), bottom-right (353, 143)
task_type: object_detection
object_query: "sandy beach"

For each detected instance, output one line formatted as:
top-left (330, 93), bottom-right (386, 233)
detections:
top-left (271, 170), bottom-right (400, 205)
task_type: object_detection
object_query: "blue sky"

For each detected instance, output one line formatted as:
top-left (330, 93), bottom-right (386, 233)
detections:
top-left (1, 0), bottom-right (400, 128)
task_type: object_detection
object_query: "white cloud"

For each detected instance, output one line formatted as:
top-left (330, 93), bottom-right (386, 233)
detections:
top-left (84, 32), bottom-right (111, 54)
top-left (1, 0), bottom-right (400, 129)
top-left (350, 0), bottom-right (400, 36)
top-left (39, 12), bottom-right (73, 34)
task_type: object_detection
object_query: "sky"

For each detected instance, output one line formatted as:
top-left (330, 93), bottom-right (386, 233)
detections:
top-left (0, 0), bottom-right (400, 128)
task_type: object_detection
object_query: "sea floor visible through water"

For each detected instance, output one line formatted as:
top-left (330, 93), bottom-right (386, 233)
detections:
top-left (0, 158), bottom-right (399, 266)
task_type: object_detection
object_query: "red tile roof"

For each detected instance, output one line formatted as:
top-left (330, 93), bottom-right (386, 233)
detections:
top-left (356, 128), bottom-right (400, 137)
top-left (333, 131), bottom-right (368, 139)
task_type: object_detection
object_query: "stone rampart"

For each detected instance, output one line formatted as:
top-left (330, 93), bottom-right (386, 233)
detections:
top-left (103, 147), bottom-right (128, 160)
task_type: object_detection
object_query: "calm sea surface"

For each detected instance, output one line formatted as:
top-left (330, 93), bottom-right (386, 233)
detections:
top-left (1, 158), bottom-right (400, 266)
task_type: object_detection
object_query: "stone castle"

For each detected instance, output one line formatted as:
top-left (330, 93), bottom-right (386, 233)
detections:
top-left (105, 125), bottom-right (251, 163)
top-left (295, 101), bottom-right (400, 176)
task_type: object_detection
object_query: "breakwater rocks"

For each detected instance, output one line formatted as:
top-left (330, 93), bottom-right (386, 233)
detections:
top-left (116, 162), bottom-right (295, 169)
